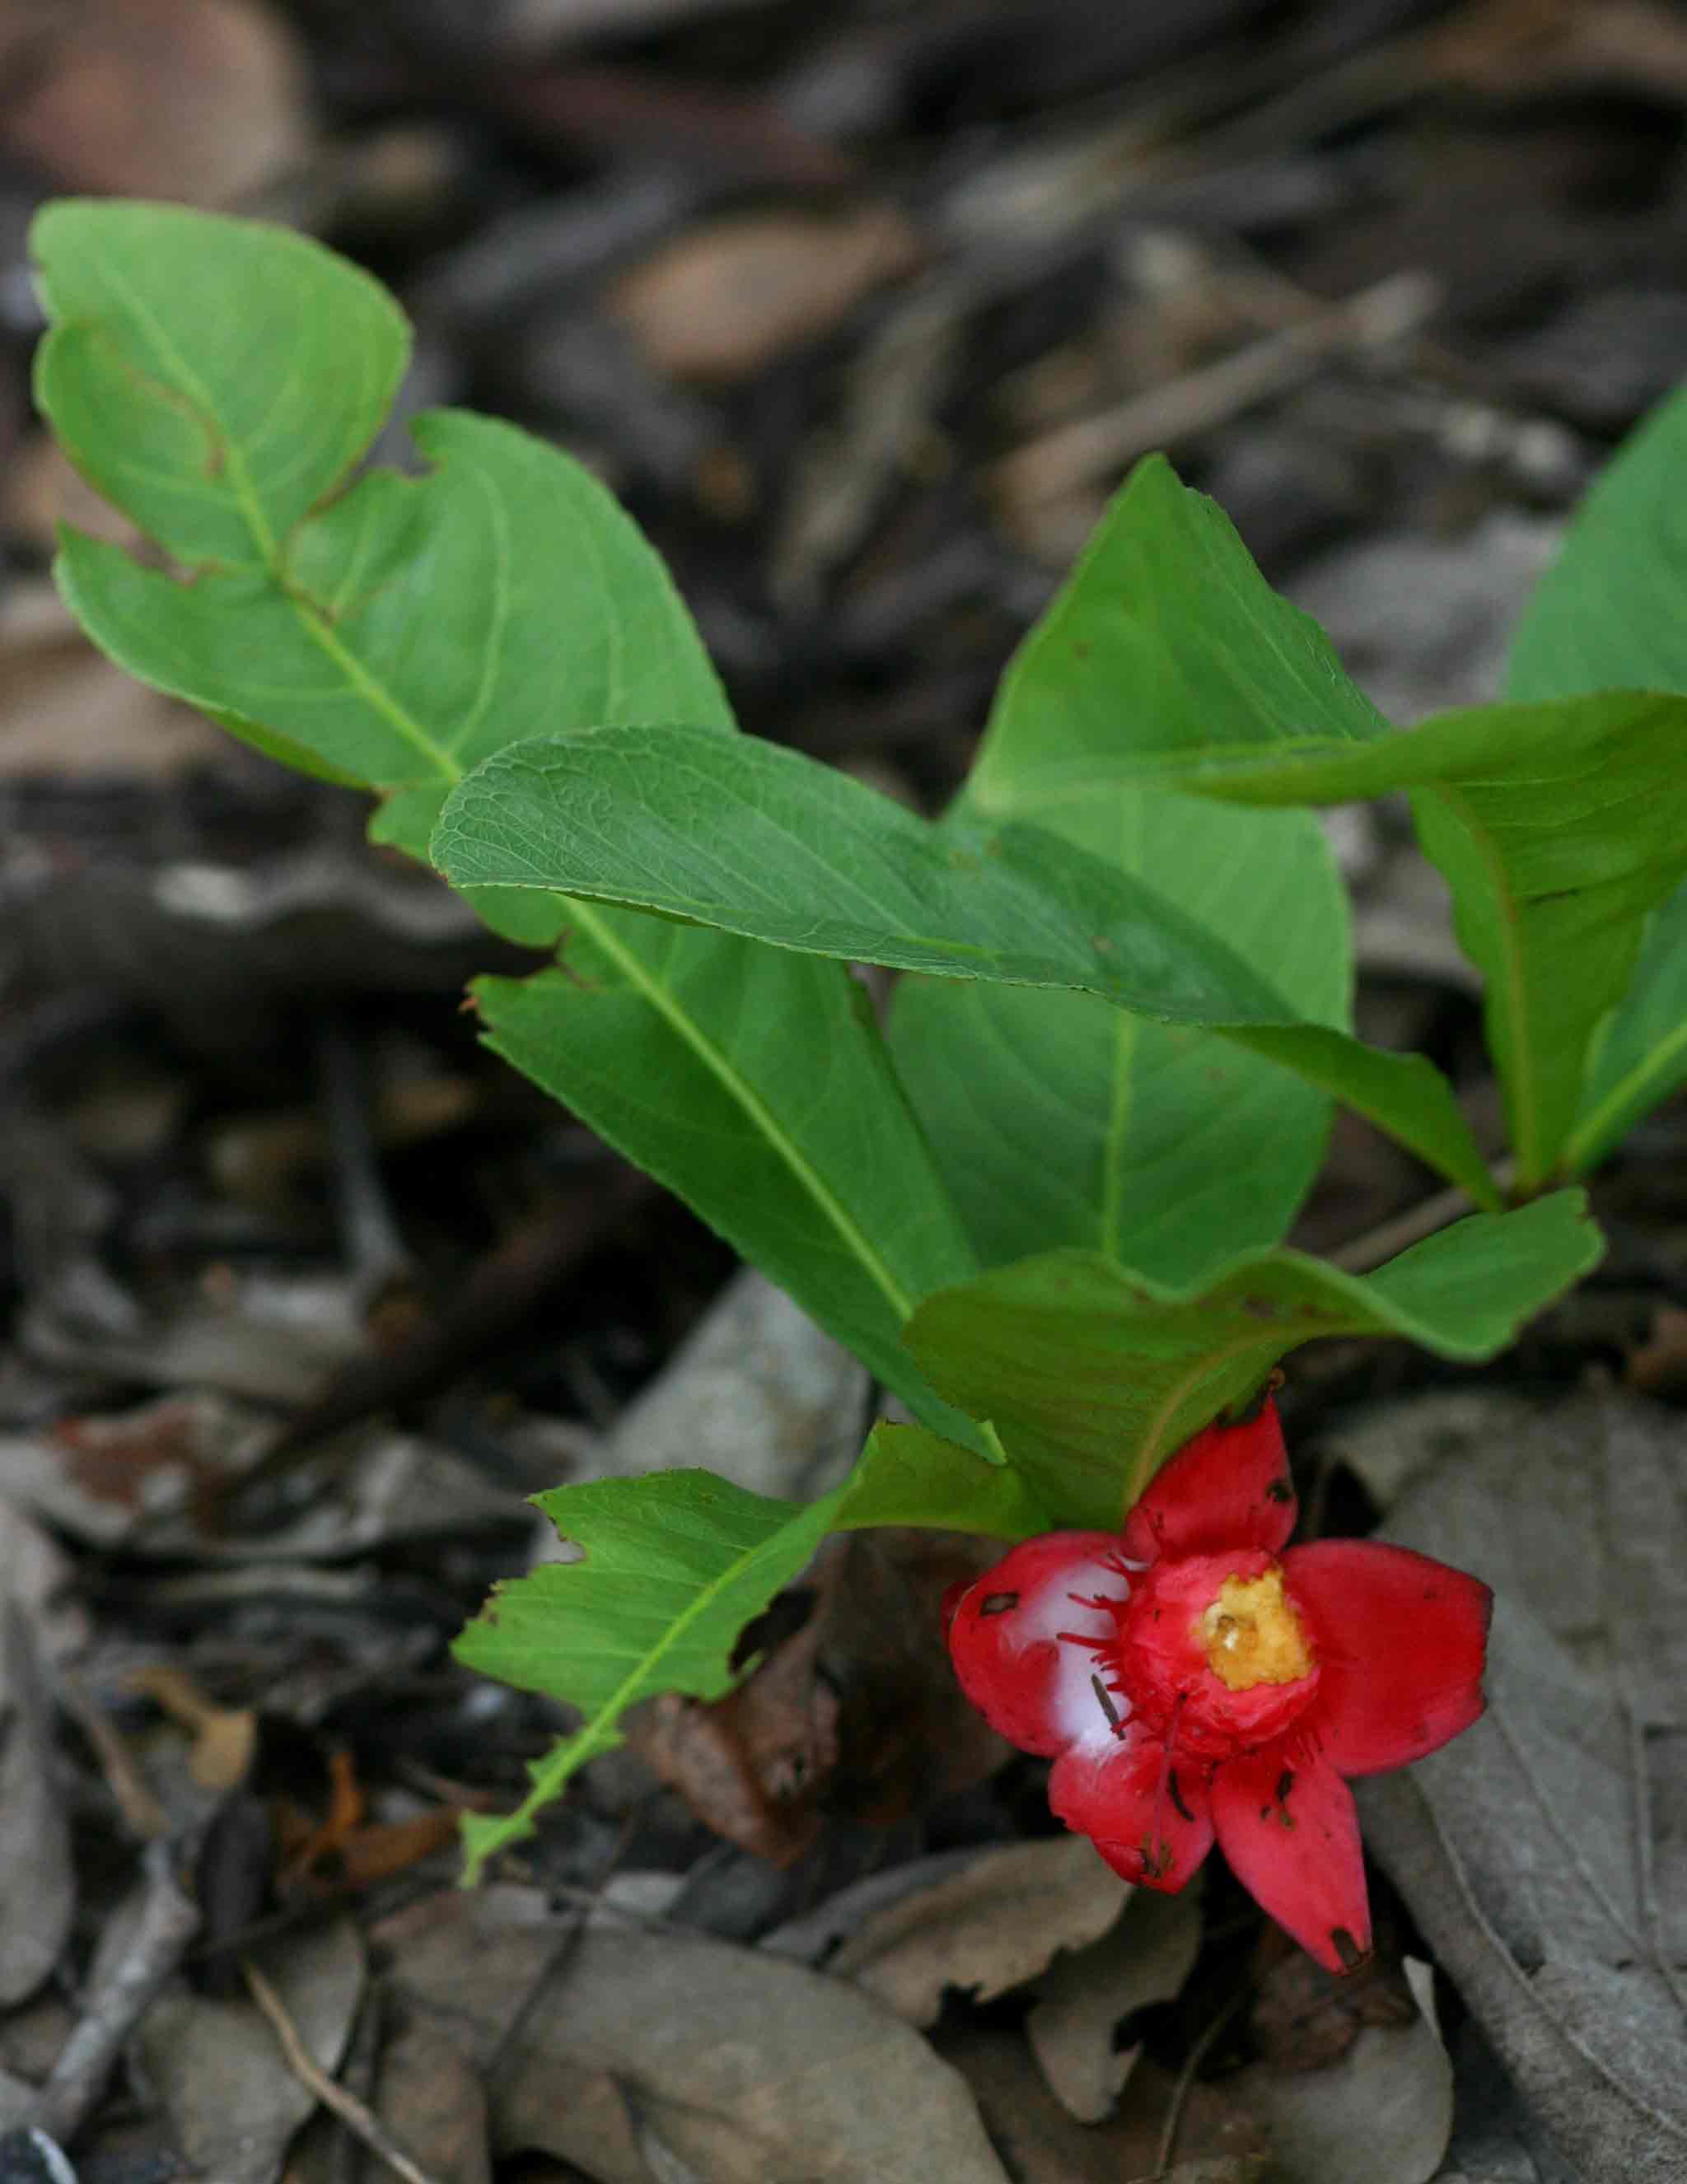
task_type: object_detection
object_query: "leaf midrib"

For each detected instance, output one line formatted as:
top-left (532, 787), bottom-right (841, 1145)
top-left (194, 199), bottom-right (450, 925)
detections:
top-left (462, 1499), bottom-right (828, 1877)
top-left (273, 540), bottom-right (922, 1331)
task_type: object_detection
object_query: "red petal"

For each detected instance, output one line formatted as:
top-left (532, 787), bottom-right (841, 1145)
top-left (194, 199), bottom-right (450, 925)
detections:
top-left (1049, 1726), bottom-right (1214, 1892)
top-left (1123, 1398), bottom-right (1296, 1562)
top-left (946, 1531), bottom-right (1130, 1757)
top-left (1283, 1541), bottom-right (1492, 1776)
top-left (1210, 1744), bottom-right (1370, 1973)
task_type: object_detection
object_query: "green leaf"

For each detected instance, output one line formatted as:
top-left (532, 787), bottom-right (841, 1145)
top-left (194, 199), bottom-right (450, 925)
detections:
top-left (434, 723), bottom-right (1495, 1204)
top-left (1560, 880), bottom-right (1687, 1175)
top-left (49, 411), bottom-right (733, 836)
top-left (471, 945), bottom-right (981, 1435)
top-left (964, 454), bottom-right (1391, 819)
top-left (32, 198), bottom-right (410, 572)
top-left (1505, 382), bottom-right (1687, 703)
top-left (892, 457), bottom-right (1353, 1282)
top-left (33, 198), bottom-right (979, 1438)
top-left (903, 1191), bottom-right (1603, 1527)
top-left (455, 1428), bottom-right (1049, 1877)
top-left (1504, 384), bottom-right (1687, 1174)
top-left (1009, 688), bottom-right (1687, 1194)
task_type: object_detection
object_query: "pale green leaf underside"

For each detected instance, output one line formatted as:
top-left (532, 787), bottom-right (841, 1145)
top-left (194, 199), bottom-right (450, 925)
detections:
top-left (456, 1428), bottom-right (1050, 1876)
top-left (435, 725), bottom-right (1493, 1203)
top-left (31, 198), bottom-right (979, 1440)
top-left (904, 1191), bottom-right (1602, 1526)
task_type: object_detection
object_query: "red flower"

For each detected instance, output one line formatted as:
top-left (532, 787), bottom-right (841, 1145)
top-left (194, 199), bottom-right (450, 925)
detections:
top-left (943, 1399), bottom-right (1490, 1974)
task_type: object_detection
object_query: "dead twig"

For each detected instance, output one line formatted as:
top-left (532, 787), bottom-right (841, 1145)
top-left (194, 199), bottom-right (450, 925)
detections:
top-left (28, 1839), bottom-right (199, 2147)
top-left (1153, 1983), bottom-right (1249, 2177)
top-left (54, 1669), bottom-right (171, 1840)
top-left (241, 1956), bottom-right (446, 2184)
top-left (992, 268), bottom-right (1440, 511)
top-left (1330, 1157), bottom-right (1517, 1276)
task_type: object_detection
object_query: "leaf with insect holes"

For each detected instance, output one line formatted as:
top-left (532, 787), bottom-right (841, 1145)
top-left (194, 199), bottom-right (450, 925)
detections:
top-left (31, 197), bottom-right (979, 1440)
top-left (455, 1427), bottom-right (1050, 1877)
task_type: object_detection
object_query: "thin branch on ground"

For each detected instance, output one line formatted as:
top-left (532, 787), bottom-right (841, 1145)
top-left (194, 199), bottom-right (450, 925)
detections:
top-left (241, 1957), bottom-right (447, 2184)
top-left (28, 1838), bottom-right (200, 2147)
top-left (1331, 1156), bottom-right (1518, 1275)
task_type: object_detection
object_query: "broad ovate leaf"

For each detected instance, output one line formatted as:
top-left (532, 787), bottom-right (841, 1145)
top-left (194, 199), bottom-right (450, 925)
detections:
top-left (903, 1192), bottom-right (1601, 1524)
top-left (435, 724), bottom-right (1495, 1203)
top-left (32, 198), bottom-right (978, 1437)
top-left (895, 456), bottom-right (1355, 1281)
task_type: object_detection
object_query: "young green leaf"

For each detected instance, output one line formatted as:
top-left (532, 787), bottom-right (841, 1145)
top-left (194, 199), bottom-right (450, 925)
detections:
top-left (455, 1430), bottom-right (1049, 1877)
top-left (1560, 883), bottom-right (1687, 1176)
top-left (34, 198), bottom-right (411, 572)
top-left (1505, 382), bottom-right (1687, 704)
top-left (1143, 694), bottom-right (1687, 1192)
top-left (986, 679), bottom-right (1687, 1195)
top-left (903, 1191), bottom-right (1603, 1526)
top-left (471, 943), bottom-right (981, 1432)
top-left (940, 449), bottom-right (1687, 1191)
top-left (435, 722), bottom-right (1494, 1205)
top-left (32, 198), bottom-right (979, 1439)
top-left (1505, 384), bottom-right (1687, 1174)
top-left (893, 457), bottom-right (1353, 1282)
top-left (964, 453), bottom-right (1391, 817)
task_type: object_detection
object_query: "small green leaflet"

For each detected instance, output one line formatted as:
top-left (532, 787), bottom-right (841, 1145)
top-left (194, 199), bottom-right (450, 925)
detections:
top-left (456, 1430), bottom-right (1050, 1878)
top-left (31, 197), bottom-right (980, 1440)
top-left (903, 1191), bottom-right (1603, 1525)
top-left (434, 724), bottom-right (1495, 1204)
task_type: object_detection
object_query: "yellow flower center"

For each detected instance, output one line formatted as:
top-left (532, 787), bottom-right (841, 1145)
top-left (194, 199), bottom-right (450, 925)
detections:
top-left (1196, 1567), bottom-right (1313, 1692)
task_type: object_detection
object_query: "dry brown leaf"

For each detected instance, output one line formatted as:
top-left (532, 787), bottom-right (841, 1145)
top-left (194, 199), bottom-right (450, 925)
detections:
top-left (627, 1524), bottom-right (1002, 1859)
top-left (1233, 1998), bottom-right (1453, 2184)
top-left (825, 1834), bottom-right (1130, 2030)
top-left (372, 2011), bottom-right (492, 2184)
top-left (606, 203), bottom-right (923, 384)
top-left (1424, 0), bottom-right (1687, 101)
top-left (130, 1663), bottom-right (259, 1793)
top-left (934, 2026), bottom-right (1271, 2184)
top-left (0, 585), bottom-right (228, 782)
top-left (1346, 1387), bottom-right (1687, 2184)
top-left (0, 0), bottom-right (311, 203)
top-left (1026, 1886), bottom-right (1203, 2122)
top-left (1624, 1302), bottom-right (1687, 1395)
top-left (1249, 1920), bottom-right (1418, 2074)
top-left (379, 1885), bottom-right (1009, 2183)
top-left (139, 1916), bottom-right (363, 2184)
top-left (0, 1604), bottom-right (76, 2006)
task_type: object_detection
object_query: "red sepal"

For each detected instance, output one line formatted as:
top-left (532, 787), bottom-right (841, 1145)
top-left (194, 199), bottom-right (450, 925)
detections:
top-left (945, 1530), bottom-right (1125, 1757)
top-left (1049, 1728), bottom-right (1214, 1892)
top-left (1284, 1540), bottom-right (1492, 1776)
top-left (1210, 1743), bottom-right (1371, 1975)
top-left (1122, 1397), bottom-right (1297, 1563)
